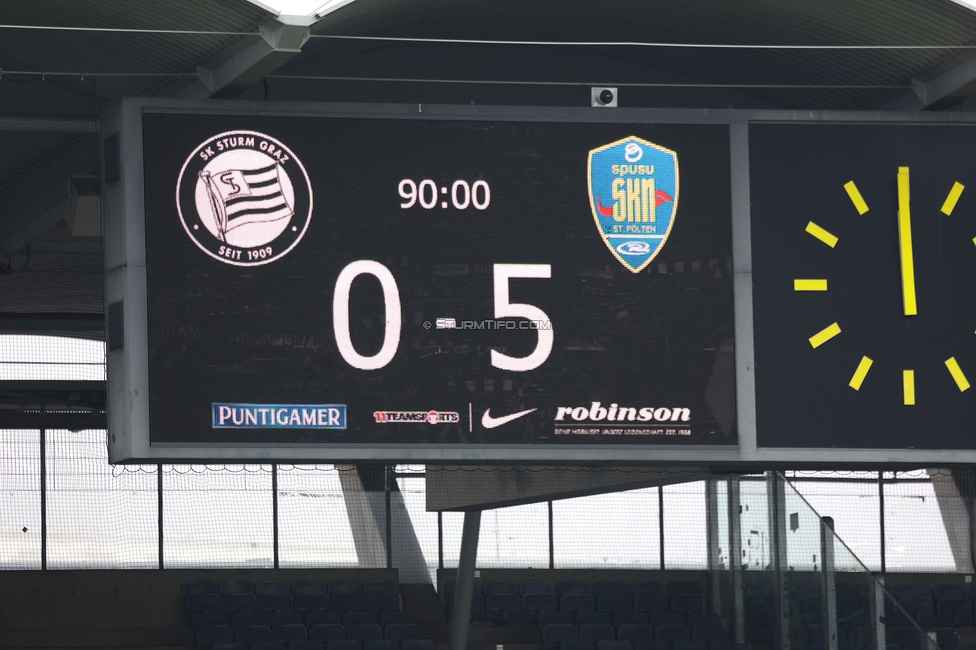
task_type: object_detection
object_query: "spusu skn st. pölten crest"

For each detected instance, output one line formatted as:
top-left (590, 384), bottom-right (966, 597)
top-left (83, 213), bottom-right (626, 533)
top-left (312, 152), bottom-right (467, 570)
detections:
top-left (588, 136), bottom-right (679, 273)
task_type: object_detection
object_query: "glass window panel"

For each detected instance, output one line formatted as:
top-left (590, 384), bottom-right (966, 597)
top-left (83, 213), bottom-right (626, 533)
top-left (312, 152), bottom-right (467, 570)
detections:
top-left (739, 478), bottom-right (771, 571)
top-left (0, 429), bottom-right (40, 569)
top-left (163, 464), bottom-right (273, 568)
top-left (46, 429), bottom-right (157, 569)
top-left (0, 335), bottom-right (104, 380)
top-left (791, 479), bottom-right (881, 572)
top-left (884, 477), bottom-right (955, 572)
top-left (664, 482), bottom-right (706, 569)
top-left (277, 465), bottom-right (358, 568)
top-left (554, 488), bottom-right (659, 569)
top-left (478, 502), bottom-right (549, 568)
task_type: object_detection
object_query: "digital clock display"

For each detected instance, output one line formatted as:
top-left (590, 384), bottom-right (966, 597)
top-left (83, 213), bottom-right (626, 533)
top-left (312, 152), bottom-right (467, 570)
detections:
top-left (140, 114), bottom-right (736, 447)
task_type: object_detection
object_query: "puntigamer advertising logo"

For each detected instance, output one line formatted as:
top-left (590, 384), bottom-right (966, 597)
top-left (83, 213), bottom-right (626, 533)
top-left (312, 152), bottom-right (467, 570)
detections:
top-left (176, 130), bottom-right (313, 266)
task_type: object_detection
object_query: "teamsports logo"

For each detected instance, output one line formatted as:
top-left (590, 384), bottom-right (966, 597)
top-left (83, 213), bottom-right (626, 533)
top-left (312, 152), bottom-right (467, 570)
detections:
top-left (373, 410), bottom-right (460, 424)
top-left (587, 136), bottom-right (679, 273)
top-left (176, 130), bottom-right (313, 266)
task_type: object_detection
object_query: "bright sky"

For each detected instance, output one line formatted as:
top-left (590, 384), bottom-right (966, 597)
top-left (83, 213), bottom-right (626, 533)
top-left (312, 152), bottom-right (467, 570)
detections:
top-left (247, 0), bottom-right (352, 17)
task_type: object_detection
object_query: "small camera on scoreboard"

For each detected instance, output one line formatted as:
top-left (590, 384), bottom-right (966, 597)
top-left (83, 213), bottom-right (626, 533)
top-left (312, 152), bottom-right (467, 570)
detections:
top-left (591, 87), bottom-right (618, 108)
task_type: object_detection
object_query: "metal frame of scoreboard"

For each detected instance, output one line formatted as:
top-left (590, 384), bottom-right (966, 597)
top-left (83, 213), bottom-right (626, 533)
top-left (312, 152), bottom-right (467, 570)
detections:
top-left (105, 97), bottom-right (976, 465)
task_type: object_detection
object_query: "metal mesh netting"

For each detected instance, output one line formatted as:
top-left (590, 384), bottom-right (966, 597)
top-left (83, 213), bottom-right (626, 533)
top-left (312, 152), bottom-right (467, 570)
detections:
top-left (0, 429), bottom-right (40, 569)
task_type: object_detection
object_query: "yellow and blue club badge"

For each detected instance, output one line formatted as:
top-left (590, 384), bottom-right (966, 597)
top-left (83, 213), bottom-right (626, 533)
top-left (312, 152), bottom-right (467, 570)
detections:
top-left (587, 136), bottom-right (679, 273)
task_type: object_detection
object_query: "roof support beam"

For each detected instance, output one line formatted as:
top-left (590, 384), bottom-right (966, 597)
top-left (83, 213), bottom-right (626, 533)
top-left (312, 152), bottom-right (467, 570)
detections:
top-left (883, 54), bottom-right (976, 110)
top-left (178, 16), bottom-right (315, 99)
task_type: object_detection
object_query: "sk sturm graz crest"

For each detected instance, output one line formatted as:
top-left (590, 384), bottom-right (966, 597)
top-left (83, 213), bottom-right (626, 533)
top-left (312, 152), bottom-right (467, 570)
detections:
top-left (588, 136), bottom-right (679, 273)
top-left (176, 130), bottom-right (313, 266)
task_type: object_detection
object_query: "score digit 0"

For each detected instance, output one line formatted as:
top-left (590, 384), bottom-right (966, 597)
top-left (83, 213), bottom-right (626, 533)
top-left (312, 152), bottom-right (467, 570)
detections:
top-left (332, 260), bottom-right (551, 371)
top-left (399, 179), bottom-right (490, 210)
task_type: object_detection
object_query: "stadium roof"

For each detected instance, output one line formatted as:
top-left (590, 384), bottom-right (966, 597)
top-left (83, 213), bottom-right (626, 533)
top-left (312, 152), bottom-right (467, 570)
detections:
top-left (4, 0), bottom-right (976, 327)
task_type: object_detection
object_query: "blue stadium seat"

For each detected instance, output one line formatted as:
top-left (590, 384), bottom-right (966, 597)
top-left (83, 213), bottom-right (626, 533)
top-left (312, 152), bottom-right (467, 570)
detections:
top-left (184, 580), bottom-right (218, 596)
top-left (258, 581), bottom-right (292, 595)
top-left (893, 585), bottom-right (930, 601)
top-left (270, 611), bottom-right (304, 627)
top-left (487, 593), bottom-right (522, 624)
top-left (544, 624), bottom-right (579, 650)
top-left (385, 624), bottom-right (421, 640)
top-left (899, 597), bottom-right (934, 620)
top-left (580, 624), bottom-right (615, 642)
top-left (937, 597), bottom-right (972, 626)
top-left (692, 626), bottom-right (725, 643)
top-left (211, 643), bottom-right (248, 650)
top-left (929, 628), bottom-right (957, 647)
top-left (633, 641), bottom-right (669, 650)
top-left (294, 585), bottom-right (331, 614)
top-left (523, 593), bottom-right (557, 623)
top-left (561, 594), bottom-right (596, 614)
top-left (446, 592), bottom-right (486, 620)
top-left (672, 641), bottom-right (709, 650)
top-left (538, 612), bottom-right (575, 627)
top-left (667, 582), bottom-right (702, 598)
top-left (274, 625), bottom-right (308, 642)
top-left (222, 594), bottom-right (257, 613)
top-left (378, 612), bottom-right (415, 626)
top-left (289, 642), bottom-right (325, 650)
top-left (363, 640), bottom-right (399, 650)
top-left (219, 580), bottom-right (254, 595)
top-left (598, 593), bottom-right (633, 613)
top-left (197, 625), bottom-right (234, 646)
top-left (613, 613), bottom-right (647, 627)
top-left (346, 624), bottom-right (382, 641)
top-left (576, 612), bottom-right (611, 627)
top-left (306, 611), bottom-right (342, 627)
top-left (188, 611), bottom-right (230, 628)
top-left (687, 613), bottom-right (722, 628)
top-left (309, 624), bottom-right (346, 642)
top-left (708, 642), bottom-right (747, 650)
top-left (366, 593), bottom-right (400, 612)
top-left (400, 641), bottom-right (436, 650)
top-left (671, 595), bottom-right (705, 614)
top-left (231, 611), bottom-right (268, 628)
top-left (332, 595), bottom-right (367, 613)
top-left (186, 593), bottom-right (222, 614)
top-left (235, 625), bottom-right (273, 643)
top-left (598, 642), bottom-right (633, 650)
top-left (521, 580), bottom-right (555, 596)
top-left (887, 628), bottom-right (922, 650)
top-left (649, 613), bottom-right (683, 628)
top-left (617, 625), bottom-right (654, 643)
top-left (260, 594), bottom-right (295, 612)
top-left (363, 581), bottom-right (397, 595)
top-left (594, 582), bottom-right (629, 598)
top-left (557, 582), bottom-right (592, 598)
top-left (933, 585), bottom-right (967, 602)
top-left (654, 625), bottom-right (689, 642)
top-left (327, 641), bottom-right (362, 650)
top-left (329, 581), bottom-right (364, 596)
top-left (484, 580), bottom-right (519, 596)
top-left (633, 595), bottom-right (667, 613)
top-left (630, 583), bottom-right (663, 598)
top-left (250, 642), bottom-right (287, 650)
top-left (560, 641), bottom-right (596, 650)
top-left (343, 613), bottom-right (378, 626)
top-left (916, 613), bottom-right (953, 630)
top-left (444, 580), bottom-right (483, 599)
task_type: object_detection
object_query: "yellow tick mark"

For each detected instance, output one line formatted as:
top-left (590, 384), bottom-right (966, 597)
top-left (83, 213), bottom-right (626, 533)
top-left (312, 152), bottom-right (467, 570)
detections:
top-left (809, 322), bottom-right (841, 349)
top-left (844, 181), bottom-right (869, 215)
top-left (945, 357), bottom-right (971, 392)
top-left (904, 370), bottom-right (916, 405)
top-left (849, 356), bottom-right (873, 391)
top-left (942, 182), bottom-right (965, 216)
top-left (794, 279), bottom-right (827, 291)
top-left (805, 222), bottom-right (838, 248)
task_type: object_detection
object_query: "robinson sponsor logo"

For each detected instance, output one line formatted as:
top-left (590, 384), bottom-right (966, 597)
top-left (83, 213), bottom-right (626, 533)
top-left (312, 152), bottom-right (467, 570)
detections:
top-left (212, 403), bottom-right (346, 429)
top-left (373, 410), bottom-right (460, 424)
top-left (554, 401), bottom-right (691, 423)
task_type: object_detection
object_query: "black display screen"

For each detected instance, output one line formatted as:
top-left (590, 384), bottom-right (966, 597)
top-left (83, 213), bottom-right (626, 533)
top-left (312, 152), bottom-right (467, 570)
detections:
top-left (751, 123), bottom-right (976, 449)
top-left (141, 114), bottom-right (736, 447)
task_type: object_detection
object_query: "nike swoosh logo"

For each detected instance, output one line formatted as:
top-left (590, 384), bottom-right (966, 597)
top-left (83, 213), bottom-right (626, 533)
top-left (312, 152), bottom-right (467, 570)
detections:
top-left (481, 408), bottom-right (537, 429)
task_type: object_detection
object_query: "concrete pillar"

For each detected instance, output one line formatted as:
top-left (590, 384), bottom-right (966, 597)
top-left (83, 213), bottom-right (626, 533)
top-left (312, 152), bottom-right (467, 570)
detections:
top-left (450, 510), bottom-right (482, 650)
top-left (820, 517), bottom-right (838, 650)
top-left (728, 476), bottom-right (745, 644)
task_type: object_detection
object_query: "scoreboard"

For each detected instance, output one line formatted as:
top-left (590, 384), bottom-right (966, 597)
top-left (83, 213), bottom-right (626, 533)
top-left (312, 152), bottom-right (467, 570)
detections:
top-left (104, 100), bottom-right (976, 465)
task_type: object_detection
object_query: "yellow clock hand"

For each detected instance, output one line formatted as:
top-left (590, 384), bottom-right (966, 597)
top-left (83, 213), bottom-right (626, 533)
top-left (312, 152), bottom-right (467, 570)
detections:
top-left (897, 167), bottom-right (917, 316)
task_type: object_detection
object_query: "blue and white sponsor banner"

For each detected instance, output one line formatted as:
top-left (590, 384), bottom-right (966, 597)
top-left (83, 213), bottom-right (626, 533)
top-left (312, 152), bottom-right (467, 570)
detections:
top-left (212, 403), bottom-right (347, 429)
top-left (588, 136), bottom-right (679, 273)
